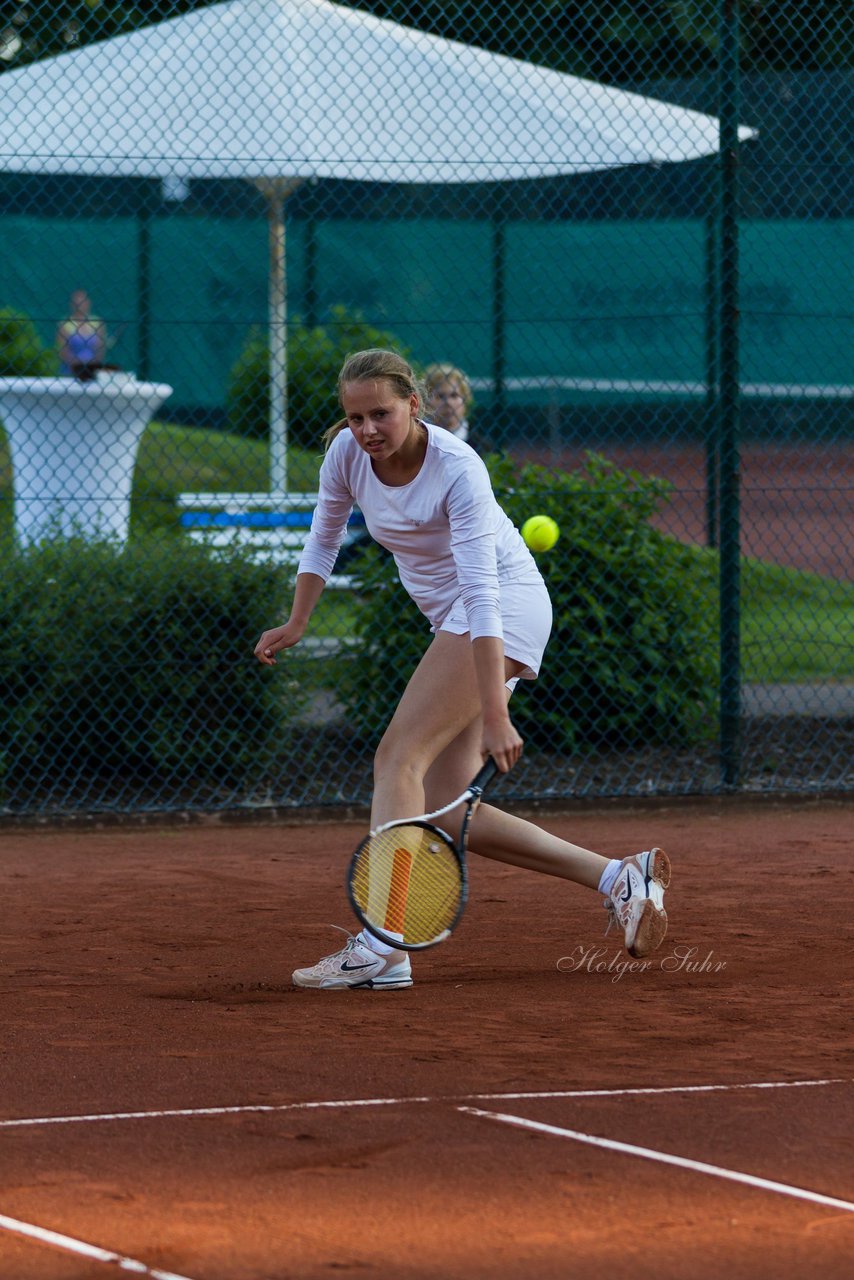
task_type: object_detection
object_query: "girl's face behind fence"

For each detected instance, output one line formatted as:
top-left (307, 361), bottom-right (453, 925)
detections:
top-left (427, 380), bottom-right (467, 431)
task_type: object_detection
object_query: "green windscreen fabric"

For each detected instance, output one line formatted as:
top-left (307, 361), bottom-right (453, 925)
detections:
top-left (1, 213), bottom-right (850, 412)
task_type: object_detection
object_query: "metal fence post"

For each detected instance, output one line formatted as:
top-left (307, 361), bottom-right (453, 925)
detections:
top-left (704, 207), bottom-right (719, 550)
top-left (491, 208), bottom-right (507, 427)
top-left (718, 0), bottom-right (743, 788)
top-left (136, 207), bottom-right (152, 382)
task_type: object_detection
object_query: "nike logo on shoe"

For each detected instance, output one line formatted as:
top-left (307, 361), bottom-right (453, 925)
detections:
top-left (340, 960), bottom-right (376, 972)
top-left (618, 868), bottom-right (640, 902)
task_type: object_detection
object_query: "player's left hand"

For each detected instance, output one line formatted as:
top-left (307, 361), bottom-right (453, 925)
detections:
top-left (481, 715), bottom-right (523, 773)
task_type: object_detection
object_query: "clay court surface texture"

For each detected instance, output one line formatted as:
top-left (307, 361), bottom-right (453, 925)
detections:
top-left (1, 797), bottom-right (852, 1278)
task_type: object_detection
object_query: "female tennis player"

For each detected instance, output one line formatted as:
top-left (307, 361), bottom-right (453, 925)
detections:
top-left (254, 349), bottom-right (671, 990)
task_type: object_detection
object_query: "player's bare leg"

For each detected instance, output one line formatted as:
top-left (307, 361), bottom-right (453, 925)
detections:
top-left (383, 636), bottom-right (610, 889)
top-left (467, 805), bottom-right (606, 890)
top-left (370, 631), bottom-right (487, 829)
top-left (362, 630), bottom-right (667, 964)
top-left (415, 653), bottom-right (670, 955)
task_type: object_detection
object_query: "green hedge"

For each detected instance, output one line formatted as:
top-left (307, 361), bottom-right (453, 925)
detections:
top-left (339, 453), bottom-right (718, 752)
top-left (0, 536), bottom-right (297, 796)
top-left (0, 306), bottom-right (57, 376)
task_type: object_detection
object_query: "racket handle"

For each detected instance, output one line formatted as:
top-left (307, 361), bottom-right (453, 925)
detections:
top-left (471, 757), bottom-right (499, 793)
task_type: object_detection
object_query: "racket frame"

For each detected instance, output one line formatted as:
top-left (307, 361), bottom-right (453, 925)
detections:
top-left (346, 758), bottom-right (498, 952)
top-left (348, 818), bottom-right (465, 951)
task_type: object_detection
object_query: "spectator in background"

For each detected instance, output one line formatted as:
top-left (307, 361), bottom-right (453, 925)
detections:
top-left (424, 362), bottom-right (478, 446)
top-left (56, 290), bottom-right (107, 380)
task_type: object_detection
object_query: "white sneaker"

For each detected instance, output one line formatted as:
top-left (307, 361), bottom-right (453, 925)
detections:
top-left (605, 848), bottom-right (671, 958)
top-left (292, 932), bottom-right (413, 990)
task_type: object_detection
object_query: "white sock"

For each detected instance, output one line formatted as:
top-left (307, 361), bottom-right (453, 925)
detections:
top-left (358, 929), bottom-right (402, 957)
top-left (598, 859), bottom-right (623, 898)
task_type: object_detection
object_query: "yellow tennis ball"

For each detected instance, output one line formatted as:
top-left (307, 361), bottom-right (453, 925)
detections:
top-left (521, 515), bottom-right (560, 553)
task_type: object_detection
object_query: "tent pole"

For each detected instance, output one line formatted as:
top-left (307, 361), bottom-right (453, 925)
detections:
top-left (268, 188), bottom-right (287, 496)
top-left (254, 177), bottom-right (304, 498)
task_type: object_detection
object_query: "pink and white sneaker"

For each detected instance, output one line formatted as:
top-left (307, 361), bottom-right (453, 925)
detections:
top-left (605, 848), bottom-right (671, 958)
top-left (292, 932), bottom-right (413, 990)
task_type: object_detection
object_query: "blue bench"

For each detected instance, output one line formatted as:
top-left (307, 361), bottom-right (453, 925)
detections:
top-left (177, 492), bottom-right (366, 588)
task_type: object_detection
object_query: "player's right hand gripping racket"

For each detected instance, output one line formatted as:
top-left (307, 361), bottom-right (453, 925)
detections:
top-left (347, 758), bottom-right (499, 951)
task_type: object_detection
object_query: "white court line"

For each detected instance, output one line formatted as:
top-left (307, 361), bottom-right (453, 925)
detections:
top-left (472, 1078), bottom-right (851, 1103)
top-left (0, 1096), bottom-right (436, 1129)
top-left (0, 1077), bottom-right (848, 1130)
top-left (0, 1212), bottom-right (198, 1279)
top-left (0, 1080), bottom-right (850, 1131)
top-left (2, 1081), bottom-right (849, 1273)
top-left (459, 1106), bottom-right (854, 1215)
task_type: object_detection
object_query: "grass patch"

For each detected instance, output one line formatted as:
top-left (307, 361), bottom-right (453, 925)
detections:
top-left (739, 558), bottom-right (854, 683)
top-left (130, 420), bottom-right (326, 536)
top-left (130, 420), bottom-right (359, 639)
top-left (694, 549), bottom-right (854, 683)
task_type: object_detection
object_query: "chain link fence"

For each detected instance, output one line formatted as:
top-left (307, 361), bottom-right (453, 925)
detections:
top-left (0, 1), bottom-right (851, 816)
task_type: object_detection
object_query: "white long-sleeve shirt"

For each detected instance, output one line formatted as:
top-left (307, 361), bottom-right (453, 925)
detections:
top-left (297, 423), bottom-right (543, 640)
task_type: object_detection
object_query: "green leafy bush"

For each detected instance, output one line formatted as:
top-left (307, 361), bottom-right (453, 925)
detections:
top-left (0, 536), bottom-right (300, 797)
top-left (339, 453), bottom-right (718, 752)
top-left (0, 306), bottom-right (57, 375)
top-left (226, 306), bottom-right (413, 448)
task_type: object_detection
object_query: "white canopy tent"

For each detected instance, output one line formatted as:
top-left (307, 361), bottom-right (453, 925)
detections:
top-left (0, 0), bottom-right (752, 492)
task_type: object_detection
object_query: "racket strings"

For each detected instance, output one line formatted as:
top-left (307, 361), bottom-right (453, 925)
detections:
top-left (350, 823), bottom-right (463, 947)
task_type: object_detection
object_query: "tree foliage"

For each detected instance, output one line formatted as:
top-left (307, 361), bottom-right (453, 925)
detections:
top-left (0, 307), bottom-right (56, 375)
top-left (225, 305), bottom-right (413, 448)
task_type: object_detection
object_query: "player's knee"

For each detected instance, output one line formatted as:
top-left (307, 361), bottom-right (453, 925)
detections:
top-left (374, 736), bottom-right (429, 786)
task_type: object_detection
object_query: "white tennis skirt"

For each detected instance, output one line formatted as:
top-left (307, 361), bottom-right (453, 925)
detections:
top-left (438, 575), bottom-right (553, 686)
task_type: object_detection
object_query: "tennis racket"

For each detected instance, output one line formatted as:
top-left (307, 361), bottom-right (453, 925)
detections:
top-left (346, 758), bottom-right (499, 951)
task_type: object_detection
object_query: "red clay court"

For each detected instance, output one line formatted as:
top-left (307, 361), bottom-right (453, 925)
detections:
top-left (1, 797), bottom-right (852, 1278)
